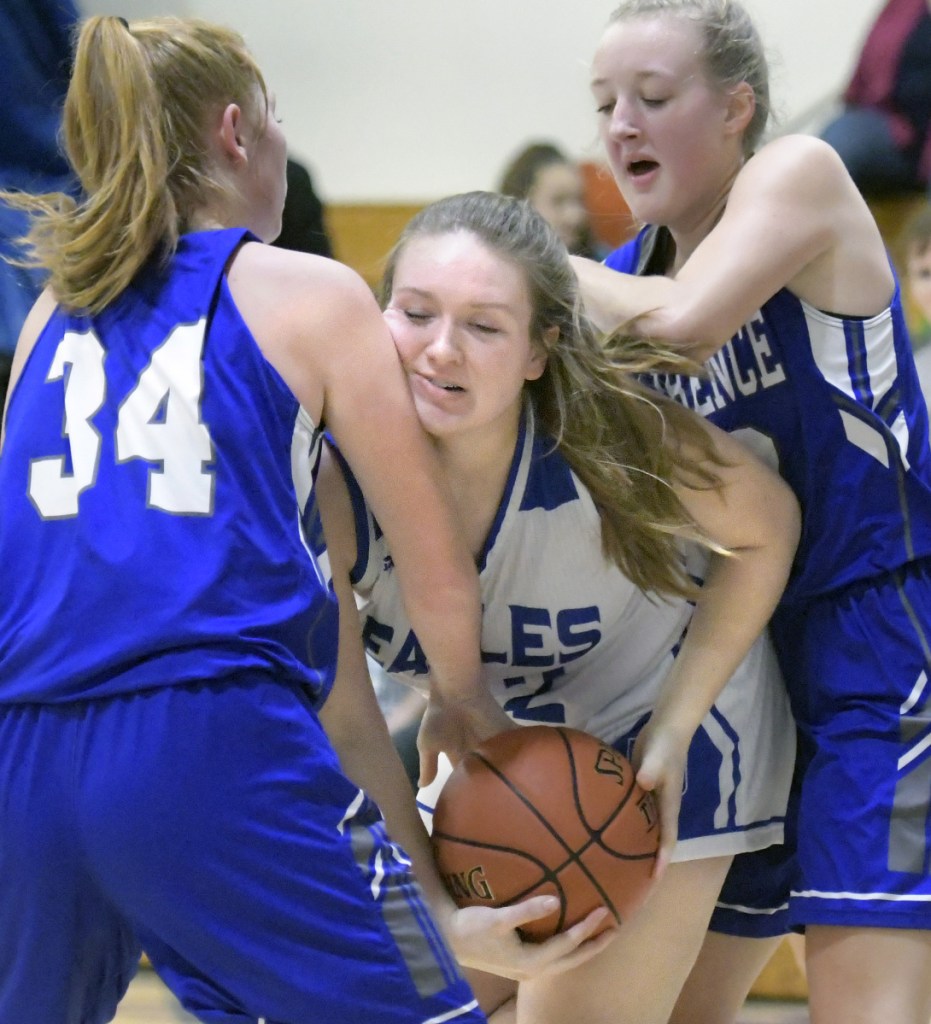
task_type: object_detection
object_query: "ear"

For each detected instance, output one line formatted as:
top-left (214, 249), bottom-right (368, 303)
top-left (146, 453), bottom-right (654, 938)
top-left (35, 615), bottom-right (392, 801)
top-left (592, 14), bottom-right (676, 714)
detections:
top-left (217, 102), bottom-right (249, 167)
top-left (526, 326), bottom-right (557, 381)
top-left (723, 81), bottom-right (755, 137)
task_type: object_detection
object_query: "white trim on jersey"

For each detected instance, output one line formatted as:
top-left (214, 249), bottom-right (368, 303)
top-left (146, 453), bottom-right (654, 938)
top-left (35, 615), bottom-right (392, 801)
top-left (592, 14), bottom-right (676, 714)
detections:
top-left (793, 889), bottom-right (931, 904)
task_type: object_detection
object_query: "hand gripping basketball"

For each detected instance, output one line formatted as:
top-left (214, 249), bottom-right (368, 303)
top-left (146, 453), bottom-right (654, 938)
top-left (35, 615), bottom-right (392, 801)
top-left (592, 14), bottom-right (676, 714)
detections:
top-left (431, 725), bottom-right (660, 941)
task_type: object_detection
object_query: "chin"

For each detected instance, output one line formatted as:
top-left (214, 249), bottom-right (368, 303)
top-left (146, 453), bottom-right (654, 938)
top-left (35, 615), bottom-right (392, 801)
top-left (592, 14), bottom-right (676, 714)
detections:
top-left (416, 409), bottom-right (458, 441)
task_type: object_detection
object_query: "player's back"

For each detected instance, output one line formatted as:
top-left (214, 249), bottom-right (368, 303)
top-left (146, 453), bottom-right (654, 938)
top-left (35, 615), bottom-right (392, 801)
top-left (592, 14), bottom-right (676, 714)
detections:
top-left (0, 228), bottom-right (336, 705)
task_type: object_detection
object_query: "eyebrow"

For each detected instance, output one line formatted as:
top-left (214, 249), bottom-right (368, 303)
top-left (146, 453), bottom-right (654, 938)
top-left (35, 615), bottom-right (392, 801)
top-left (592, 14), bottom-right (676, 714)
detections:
top-left (393, 286), bottom-right (515, 312)
top-left (591, 69), bottom-right (672, 88)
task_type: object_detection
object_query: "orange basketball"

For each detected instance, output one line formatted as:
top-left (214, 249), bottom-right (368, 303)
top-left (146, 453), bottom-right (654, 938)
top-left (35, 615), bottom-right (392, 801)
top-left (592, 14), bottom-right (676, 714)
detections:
top-left (431, 725), bottom-right (660, 941)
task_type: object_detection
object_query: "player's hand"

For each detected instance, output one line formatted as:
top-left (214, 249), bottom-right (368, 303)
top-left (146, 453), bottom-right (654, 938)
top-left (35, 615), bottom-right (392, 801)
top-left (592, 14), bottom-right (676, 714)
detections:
top-left (631, 721), bottom-right (689, 877)
top-left (446, 897), bottom-right (617, 981)
top-left (417, 691), bottom-right (514, 786)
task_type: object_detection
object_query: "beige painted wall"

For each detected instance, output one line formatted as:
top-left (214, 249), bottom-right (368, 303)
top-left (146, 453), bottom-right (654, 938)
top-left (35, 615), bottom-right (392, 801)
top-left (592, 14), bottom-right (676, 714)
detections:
top-left (78, 0), bottom-right (880, 202)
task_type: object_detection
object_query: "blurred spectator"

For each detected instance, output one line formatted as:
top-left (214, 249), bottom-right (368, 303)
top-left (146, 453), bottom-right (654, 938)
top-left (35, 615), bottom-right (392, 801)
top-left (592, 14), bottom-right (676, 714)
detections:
top-left (272, 157), bottom-right (333, 258)
top-left (0, 0), bottom-right (79, 411)
top-left (820, 0), bottom-right (931, 199)
top-left (498, 141), bottom-right (605, 258)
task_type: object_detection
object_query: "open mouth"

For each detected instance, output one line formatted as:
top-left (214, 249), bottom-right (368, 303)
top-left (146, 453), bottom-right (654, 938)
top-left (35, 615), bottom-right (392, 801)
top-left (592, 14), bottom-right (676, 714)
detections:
top-left (628, 159), bottom-right (658, 177)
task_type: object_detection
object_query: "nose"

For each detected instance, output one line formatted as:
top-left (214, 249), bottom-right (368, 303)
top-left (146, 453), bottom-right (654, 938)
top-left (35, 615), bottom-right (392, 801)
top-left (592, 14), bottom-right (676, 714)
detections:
top-left (607, 97), bottom-right (640, 141)
top-left (425, 317), bottom-right (464, 364)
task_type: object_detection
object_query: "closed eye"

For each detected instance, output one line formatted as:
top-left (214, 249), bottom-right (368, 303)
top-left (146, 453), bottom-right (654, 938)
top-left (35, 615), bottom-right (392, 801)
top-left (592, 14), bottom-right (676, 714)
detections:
top-left (404, 310), bottom-right (432, 323)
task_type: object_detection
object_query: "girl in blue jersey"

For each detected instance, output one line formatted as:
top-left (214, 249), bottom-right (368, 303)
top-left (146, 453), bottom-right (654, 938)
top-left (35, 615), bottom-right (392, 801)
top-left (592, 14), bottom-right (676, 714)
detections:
top-left (572, 1), bottom-right (931, 1022)
top-left (316, 190), bottom-right (801, 1024)
top-left (0, 17), bottom-right (608, 1024)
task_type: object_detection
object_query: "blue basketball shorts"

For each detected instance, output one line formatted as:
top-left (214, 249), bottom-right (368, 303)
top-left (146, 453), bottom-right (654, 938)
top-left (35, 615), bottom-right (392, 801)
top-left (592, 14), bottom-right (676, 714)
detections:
top-left (711, 560), bottom-right (931, 939)
top-left (775, 561), bottom-right (931, 931)
top-left (0, 676), bottom-right (485, 1024)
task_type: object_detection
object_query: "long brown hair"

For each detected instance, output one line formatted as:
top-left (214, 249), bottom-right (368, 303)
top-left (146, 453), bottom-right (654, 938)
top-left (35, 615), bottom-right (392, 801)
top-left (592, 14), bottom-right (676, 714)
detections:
top-left (381, 191), bottom-right (727, 599)
top-left (1, 15), bottom-right (267, 313)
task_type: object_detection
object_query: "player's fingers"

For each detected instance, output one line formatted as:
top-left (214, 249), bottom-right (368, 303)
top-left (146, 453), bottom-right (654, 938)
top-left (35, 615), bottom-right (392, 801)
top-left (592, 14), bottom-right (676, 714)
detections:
top-left (418, 746), bottom-right (439, 788)
top-left (494, 894), bottom-right (561, 929)
top-left (634, 762), bottom-right (656, 792)
top-left (654, 783), bottom-right (679, 878)
top-left (523, 908), bottom-right (617, 976)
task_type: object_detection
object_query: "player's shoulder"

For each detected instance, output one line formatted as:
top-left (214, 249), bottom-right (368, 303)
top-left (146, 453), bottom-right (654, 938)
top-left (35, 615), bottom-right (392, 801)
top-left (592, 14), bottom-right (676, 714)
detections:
top-left (740, 134), bottom-right (850, 193)
top-left (227, 242), bottom-right (384, 355)
top-left (229, 242), bottom-right (374, 308)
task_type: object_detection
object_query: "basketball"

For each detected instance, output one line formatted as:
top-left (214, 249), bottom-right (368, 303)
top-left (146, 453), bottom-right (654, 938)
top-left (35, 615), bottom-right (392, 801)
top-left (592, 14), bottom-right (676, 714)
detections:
top-left (431, 725), bottom-right (660, 941)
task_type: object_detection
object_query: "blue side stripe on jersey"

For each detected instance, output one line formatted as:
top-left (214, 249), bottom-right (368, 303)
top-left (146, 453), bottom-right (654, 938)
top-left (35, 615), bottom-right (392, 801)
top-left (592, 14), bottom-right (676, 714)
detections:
top-left (844, 318), bottom-right (873, 407)
top-left (876, 385), bottom-right (903, 431)
top-left (331, 440), bottom-right (374, 586)
top-left (830, 391), bottom-right (916, 560)
top-left (479, 413), bottom-right (529, 570)
top-left (710, 704), bottom-right (742, 828)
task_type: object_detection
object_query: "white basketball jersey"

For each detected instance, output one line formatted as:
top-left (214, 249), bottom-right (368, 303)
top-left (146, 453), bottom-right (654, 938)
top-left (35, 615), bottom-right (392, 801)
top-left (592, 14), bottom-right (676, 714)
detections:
top-left (347, 410), bottom-right (794, 858)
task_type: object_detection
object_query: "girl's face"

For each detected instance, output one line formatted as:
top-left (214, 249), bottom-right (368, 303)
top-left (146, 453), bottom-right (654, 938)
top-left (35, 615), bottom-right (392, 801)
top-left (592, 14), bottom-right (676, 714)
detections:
top-left (529, 162), bottom-right (590, 254)
top-left (591, 15), bottom-right (745, 232)
top-left (384, 231), bottom-right (547, 445)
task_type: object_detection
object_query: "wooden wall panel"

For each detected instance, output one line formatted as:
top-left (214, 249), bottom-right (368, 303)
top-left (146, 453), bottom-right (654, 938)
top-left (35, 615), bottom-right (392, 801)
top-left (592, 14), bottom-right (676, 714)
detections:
top-left (327, 202), bottom-right (426, 289)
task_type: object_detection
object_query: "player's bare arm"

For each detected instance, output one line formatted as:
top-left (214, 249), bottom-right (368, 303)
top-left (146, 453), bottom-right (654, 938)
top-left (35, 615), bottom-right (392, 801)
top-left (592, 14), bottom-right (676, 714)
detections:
top-left (635, 419), bottom-right (799, 864)
top-left (573, 135), bottom-right (894, 361)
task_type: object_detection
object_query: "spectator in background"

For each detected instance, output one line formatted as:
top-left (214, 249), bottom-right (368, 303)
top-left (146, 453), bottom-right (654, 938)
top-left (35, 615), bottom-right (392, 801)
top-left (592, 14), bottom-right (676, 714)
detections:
top-left (0, 0), bottom-right (79, 412)
top-left (272, 157), bottom-right (334, 258)
top-left (819, 0), bottom-right (931, 199)
top-left (498, 142), bottom-right (604, 259)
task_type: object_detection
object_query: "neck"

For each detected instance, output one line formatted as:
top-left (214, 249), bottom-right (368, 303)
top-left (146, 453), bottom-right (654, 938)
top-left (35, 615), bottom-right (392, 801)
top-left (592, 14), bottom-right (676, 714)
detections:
top-left (433, 417), bottom-right (521, 561)
top-left (667, 157), bottom-right (744, 272)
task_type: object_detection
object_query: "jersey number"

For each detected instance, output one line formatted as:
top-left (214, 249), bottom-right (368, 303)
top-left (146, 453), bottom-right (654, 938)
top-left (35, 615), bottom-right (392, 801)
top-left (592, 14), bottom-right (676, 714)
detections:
top-left (503, 667), bottom-right (567, 724)
top-left (28, 321), bottom-right (215, 519)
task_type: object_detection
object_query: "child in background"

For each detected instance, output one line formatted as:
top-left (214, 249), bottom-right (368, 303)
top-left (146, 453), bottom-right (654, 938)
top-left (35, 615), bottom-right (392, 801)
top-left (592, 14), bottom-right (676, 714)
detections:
top-left (498, 142), bottom-right (604, 259)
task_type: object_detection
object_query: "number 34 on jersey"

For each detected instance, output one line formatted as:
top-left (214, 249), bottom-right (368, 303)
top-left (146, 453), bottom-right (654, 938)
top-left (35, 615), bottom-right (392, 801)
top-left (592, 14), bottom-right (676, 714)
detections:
top-left (28, 319), bottom-right (214, 520)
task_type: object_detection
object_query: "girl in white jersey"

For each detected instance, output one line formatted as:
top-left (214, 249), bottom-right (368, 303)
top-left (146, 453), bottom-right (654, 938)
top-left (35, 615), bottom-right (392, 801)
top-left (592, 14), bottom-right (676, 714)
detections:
top-left (573, 2), bottom-right (931, 1022)
top-left (316, 191), bottom-right (800, 1024)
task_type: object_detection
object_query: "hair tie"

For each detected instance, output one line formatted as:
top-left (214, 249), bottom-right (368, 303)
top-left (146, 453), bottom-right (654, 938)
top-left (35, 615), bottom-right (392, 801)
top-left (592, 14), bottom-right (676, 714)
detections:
top-left (117, 16), bottom-right (129, 29)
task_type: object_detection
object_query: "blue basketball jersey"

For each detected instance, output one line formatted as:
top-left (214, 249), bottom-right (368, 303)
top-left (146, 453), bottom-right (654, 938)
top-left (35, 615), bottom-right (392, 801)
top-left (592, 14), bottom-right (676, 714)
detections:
top-left (0, 228), bottom-right (337, 704)
top-left (605, 227), bottom-right (931, 603)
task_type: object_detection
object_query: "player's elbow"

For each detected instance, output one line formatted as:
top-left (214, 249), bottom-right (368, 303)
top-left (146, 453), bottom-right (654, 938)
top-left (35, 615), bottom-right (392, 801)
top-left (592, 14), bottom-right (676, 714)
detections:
top-left (638, 303), bottom-right (732, 364)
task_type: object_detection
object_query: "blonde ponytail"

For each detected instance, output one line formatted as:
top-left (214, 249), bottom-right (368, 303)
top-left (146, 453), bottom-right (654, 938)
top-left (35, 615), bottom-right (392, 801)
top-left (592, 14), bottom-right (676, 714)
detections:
top-left (1, 15), bottom-right (266, 313)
